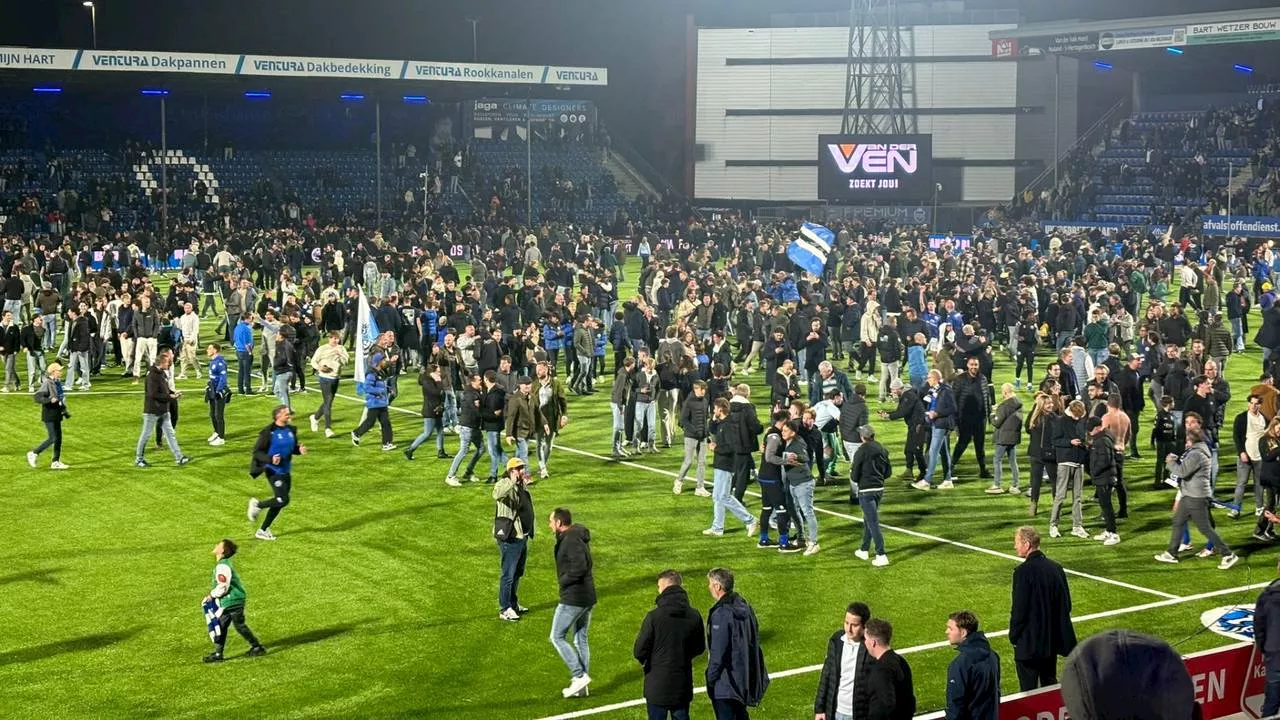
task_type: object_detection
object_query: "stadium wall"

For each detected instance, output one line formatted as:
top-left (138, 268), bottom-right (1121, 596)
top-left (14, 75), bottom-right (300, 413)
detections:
top-left (693, 24), bottom-right (1071, 204)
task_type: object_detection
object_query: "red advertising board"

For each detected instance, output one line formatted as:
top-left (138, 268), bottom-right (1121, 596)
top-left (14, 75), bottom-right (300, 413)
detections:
top-left (985, 643), bottom-right (1264, 720)
top-left (991, 38), bottom-right (1018, 58)
top-left (911, 640), bottom-right (1259, 712)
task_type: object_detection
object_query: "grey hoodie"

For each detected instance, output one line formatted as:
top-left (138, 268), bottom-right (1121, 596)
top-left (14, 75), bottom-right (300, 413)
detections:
top-left (1166, 441), bottom-right (1213, 498)
top-left (1061, 630), bottom-right (1196, 720)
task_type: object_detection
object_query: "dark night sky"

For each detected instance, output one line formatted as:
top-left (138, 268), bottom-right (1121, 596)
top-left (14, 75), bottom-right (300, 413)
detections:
top-left (3, 0), bottom-right (1276, 183)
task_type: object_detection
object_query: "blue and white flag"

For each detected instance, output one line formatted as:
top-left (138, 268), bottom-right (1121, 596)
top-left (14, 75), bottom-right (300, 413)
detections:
top-left (352, 288), bottom-right (381, 396)
top-left (787, 222), bottom-right (836, 277)
top-left (203, 598), bottom-right (223, 643)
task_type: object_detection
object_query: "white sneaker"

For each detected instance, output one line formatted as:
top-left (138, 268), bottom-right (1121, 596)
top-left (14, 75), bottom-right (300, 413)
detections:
top-left (196, 371), bottom-right (202, 379)
top-left (1071, 526), bottom-right (1089, 539)
top-left (1008, 487), bottom-right (1022, 496)
top-left (176, 374), bottom-right (187, 380)
top-left (939, 480), bottom-right (955, 490)
top-left (445, 476), bottom-right (462, 487)
top-left (324, 428), bottom-right (335, 438)
top-left (984, 486), bottom-right (1004, 495)
top-left (26, 451), bottom-right (37, 468)
top-left (1154, 551), bottom-right (1178, 564)
top-left (254, 529), bottom-right (276, 541)
top-left (911, 479), bottom-right (932, 491)
top-left (1196, 548), bottom-right (1215, 559)
top-left (562, 674), bottom-right (592, 698)
top-left (248, 498), bottom-right (261, 522)
top-left (745, 520), bottom-right (759, 538)
top-left (803, 542), bottom-right (821, 556)
top-left (673, 480), bottom-right (683, 495)
top-left (694, 487), bottom-right (711, 497)
top-left (209, 436), bottom-right (225, 446)
top-left (1103, 533), bottom-right (1121, 546)
top-left (702, 528), bottom-right (724, 537)
top-left (1049, 525), bottom-right (1061, 538)
top-left (539, 467), bottom-right (549, 479)
top-left (310, 415), bottom-right (319, 433)
top-left (207, 432), bottom-right (219, 443)
top-left (381, 443), bottom-right (397, 451)
top-left (50, 461), bottom-right (69, 470)
top-left (1092, 532), bottom-right (1110, 541)
top-left (1178, 542), bottom-right (1195, 552)
top-left (499, 607), bottom-right (521, 622)
top-left (1219, 553), bottom-right (1240, 570)
top-left (854, 549), bottom-right (870, 561)
top-left (872, 554), bottom-right (890, 567)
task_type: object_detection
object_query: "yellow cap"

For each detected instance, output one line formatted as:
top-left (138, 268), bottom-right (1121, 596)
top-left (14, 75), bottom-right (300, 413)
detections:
top-left (505, 457), bottom-right (527, 473)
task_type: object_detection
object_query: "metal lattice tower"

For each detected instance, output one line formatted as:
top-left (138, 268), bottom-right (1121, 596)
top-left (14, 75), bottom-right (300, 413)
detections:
top-left (841, 0), bottom-right (914, 135)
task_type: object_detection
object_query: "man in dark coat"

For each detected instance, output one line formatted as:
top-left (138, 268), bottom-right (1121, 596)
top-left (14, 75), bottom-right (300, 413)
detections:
top-left (863, 618), bottom-right (916, 720)
top-left (634, 570), bottom-right (706, 719)
top-left (814, 602), bottom-right (873, 720)
top-left (1010, 526), bottom-right (1077, 691)
top-left (551, 507), bottom-right (596, 699)
top-left (944, 610), bottom-right (1000, 720)
top-left (706, 567), bottom-right (767, 719)
top-left (1255, 560), bottom-right (1280, 717)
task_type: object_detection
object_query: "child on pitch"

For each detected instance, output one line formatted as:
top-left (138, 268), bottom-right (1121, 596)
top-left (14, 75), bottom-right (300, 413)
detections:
top-left (202, 538), bottom-right (266, 663)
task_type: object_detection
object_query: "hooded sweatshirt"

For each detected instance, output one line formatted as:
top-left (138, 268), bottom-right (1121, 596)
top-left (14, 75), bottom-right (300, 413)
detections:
top-left (1166, 441), bottom-right (1213, 499)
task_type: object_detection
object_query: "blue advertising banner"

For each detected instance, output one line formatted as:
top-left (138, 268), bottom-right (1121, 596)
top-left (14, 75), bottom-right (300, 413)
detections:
top-left (1201, 215), bottom-right (1280, 237)
top-left (1040, 221), bottom-right (1126, 237)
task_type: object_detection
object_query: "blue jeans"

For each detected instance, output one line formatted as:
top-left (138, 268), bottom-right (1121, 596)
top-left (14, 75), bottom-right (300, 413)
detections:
top-left (789, 481), bottom-right (818, 544)
top-left (496, 538), bottom-right (526, 612)
top-left (924, 427), bottom-right (952, 485)
top-left (1055, 331), bottom-right (1073, 352)
top-left (1264, 667), bottom-right (1280, 717)
top-left (41, 313), bottom-right (57, 349)
top-left (635, 401), bottom-right (655, 443)
top-left (512, 437), bottom-right (529, 463)
top-left (647, 704), bottom-right (690, 720)
top-left (485, 431), bottom-right (506, 478)
top-left (550, 603), bottom-right (593, 678)
top-left (860, 491), bottom-right (885, 554)
top-left (236, 351), bottom-right (254, 393)
top-left (994, 444), bottom-right (1019, 489)
top-left (612, 403), bottom-right (625, 434)
top-left (1230, 316), bottom-right (1245, 350)
top-left (409, 418), bottom-right (444, 454)
top-left (136, 412), bottom-right (182, 462)
top-left (273, 371), bottom-right (292, 408)
top-left (443, 391), bottom-right (458, 428)
top-left (712, 468), bottom-right (753, 531)
top-left (447, 426), bottom-right (480, 477)
top-left (1088, 348), bottom-right (1109, 367)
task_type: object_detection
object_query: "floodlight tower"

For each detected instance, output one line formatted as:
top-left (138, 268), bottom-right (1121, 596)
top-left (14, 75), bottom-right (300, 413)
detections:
top-left (841, 0), bottom-right (914, 135)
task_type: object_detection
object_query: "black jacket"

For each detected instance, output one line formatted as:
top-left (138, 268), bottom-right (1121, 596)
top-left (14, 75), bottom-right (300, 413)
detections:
top-left (679, 394), bottom-right (710, 440)
top-left (866, 649), bottom-right (916, 720)
top-left (1088, 432), bottom-right (1116, 485)
top-left (634, 585), bottom-right (706, 706)
top-left (1052, 415), bottom-right (1088, 465)
top-left (1010, 550), bottom-right (1077, 661)
top-left (0, 322), bottom-right (18, 355)
top-left (850, 439), bottom-right (891, 494)
top-left (143, 365), bottom-right (172, 415)
top-left (945, 631), bottom-right (1001, 720)
top-left (840, 394), bottom-right (870, 443)
top-left (886, 387), bottom-right (926, 431)
top-left (480, 386), bottom-right (506, 432)
top-left (554, 524), bottom-right (596, 607)
top-left (418, 373), bottom-right (445, 419)
top-left (1256, 580), bottom-right (1280, 669)
top-left (814, 631), bottom-right (872, 720)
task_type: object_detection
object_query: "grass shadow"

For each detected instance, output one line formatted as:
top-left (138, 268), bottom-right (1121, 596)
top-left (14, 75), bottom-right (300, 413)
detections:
top-left (291, 504), bottom-right (434, 535)
top-left (0, 627), bottom-right (144, 666)
top-left (0, 568), bottom-right (63, 587)
top-left (270, 618), bottom-right (376, 652)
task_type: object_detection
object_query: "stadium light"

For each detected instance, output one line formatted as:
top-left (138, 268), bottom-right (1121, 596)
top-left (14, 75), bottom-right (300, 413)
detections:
top-left (1166, 47), bottom-right (1183, 55)
top-left (402, 95), bottom-right (429, 104)
top-left (33, 87), bottom-right (63, 94)
top-left (140, 88), bottom-right (170, 96)
top-left (1093, 60), bottom-right (1112, 71)
top-left (244, 91), bottom-right (271, 99)
top-left (339, 93), bottom-right (365, 102)
top-left (1235, 64), bottom-right (1254, 73)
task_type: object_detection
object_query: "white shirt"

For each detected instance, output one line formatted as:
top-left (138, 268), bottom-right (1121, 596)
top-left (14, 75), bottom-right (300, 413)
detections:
top-left (837, 636), bottom-right (861, 716)
top-left (1246, 411), bottom-right (1267, 461)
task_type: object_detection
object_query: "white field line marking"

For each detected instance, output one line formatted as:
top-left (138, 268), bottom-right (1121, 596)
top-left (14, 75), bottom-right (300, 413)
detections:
top-left (532, 581), bottom-right (1270, 720)
top-left (551, 443), bottom-right (1178, 601)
